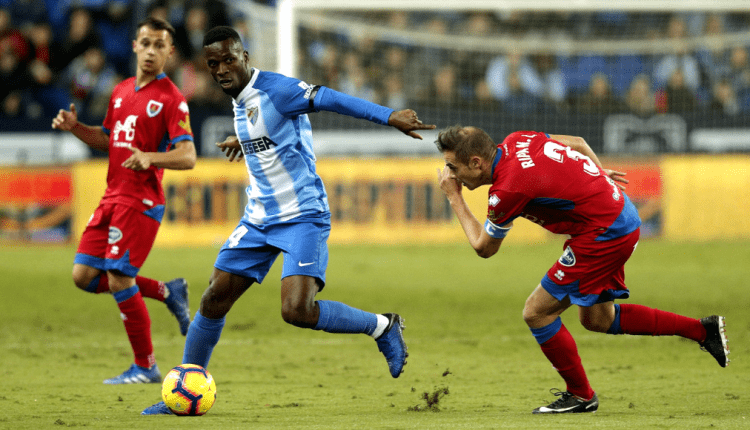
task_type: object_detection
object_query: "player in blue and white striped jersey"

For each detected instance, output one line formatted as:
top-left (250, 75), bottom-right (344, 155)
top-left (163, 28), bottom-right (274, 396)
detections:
top-left (143, 25), bottom-right (435, 414)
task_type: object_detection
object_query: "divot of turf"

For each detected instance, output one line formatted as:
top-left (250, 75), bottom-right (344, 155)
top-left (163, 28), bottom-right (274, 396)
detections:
top-left (407, 386), bottom-right (450, 412)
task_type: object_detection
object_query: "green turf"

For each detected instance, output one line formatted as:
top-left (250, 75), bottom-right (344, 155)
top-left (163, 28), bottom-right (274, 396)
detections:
top-left (1, 239), bottom-right (747, 429)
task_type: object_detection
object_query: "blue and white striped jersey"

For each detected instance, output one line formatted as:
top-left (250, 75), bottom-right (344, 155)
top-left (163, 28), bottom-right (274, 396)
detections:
top-left (232, 68), bottom-right (393, 225)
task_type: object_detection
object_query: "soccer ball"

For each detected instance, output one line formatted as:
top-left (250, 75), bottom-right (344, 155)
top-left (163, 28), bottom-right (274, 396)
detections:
top-left (161, 364), bottom-right (217, 416)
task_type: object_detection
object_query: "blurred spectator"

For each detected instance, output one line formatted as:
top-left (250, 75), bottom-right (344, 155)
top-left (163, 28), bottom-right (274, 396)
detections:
top-left (709, 79), bottom-right (741, 116)
top-left (0, 8), bottom-right (33, 114)
top-left (60, 47), bottom-right (119, 123)
top-left (338, 50), bottom-right (378, 103)
top-left (652, 15), bottom-right (701, 91)
top-left (92, 0), bottom-right (135, 76)
top-left (663, 69), bottom-right (697, 113)
top-left (503, 68), bottom-right (543, 114)
top-left (485, 51), bottom-right (563, 105)
top-left (528, 53), bottom-right (567, 105)
top-left (428, 63), bottom-right (462, 107)
top-left (696, 14), bottom-right (731, 88)
top-left (24, 21), bottom-right (69, 118)
top-left (625, 74), bottom-right (656, 117)
top-left (175, 1), bottom-right (229, 62)
top-left (175, 5), bottom-right (209, 62)
top-left (1, 0), bottom-right (48, 30)
top-left (0, 8), bottom-right (30, 62)
top-left (52, 7), bottom-right (101, 74)
top-left (574, 73), bottom-right (625, 114)
top-left (726, 46), bottom-right (750, 93)
top-left (382, 74), bottom-right (407, 111)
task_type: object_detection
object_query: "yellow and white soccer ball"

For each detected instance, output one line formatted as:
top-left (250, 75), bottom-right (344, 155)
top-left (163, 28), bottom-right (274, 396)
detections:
top-left (161, 364), bottom-right (217, 416)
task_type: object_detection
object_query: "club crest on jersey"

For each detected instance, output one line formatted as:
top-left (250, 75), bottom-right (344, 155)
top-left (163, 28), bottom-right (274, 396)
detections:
top-left (146, 100), bottom-right (163, 118)
top-left (246, 106), bottom-right (258, 126)
top-left (489, 194), bottom-right (500, 207)
top-left (108, 227), bottom-right (123, 244)
top-left (558, 246), bottom-right (576, 267)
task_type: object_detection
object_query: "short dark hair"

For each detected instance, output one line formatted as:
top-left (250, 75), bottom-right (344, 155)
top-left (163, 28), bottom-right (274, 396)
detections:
top-left (435, 125), bottom-right (496, 164)
top-left (203, 26), bottom-right (242, 47)
top-left (136, 17), bottom-right (176, 44)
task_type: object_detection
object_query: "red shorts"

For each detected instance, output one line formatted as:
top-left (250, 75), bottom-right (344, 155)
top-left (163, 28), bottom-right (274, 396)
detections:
top-left (540, 228), bottom-right (640, 307)
top-left (74, 202), bottom-right (160, 277)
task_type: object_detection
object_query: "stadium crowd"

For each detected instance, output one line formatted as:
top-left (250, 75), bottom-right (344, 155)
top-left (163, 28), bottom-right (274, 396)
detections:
top-left (298, 11), bottom-right (750, 118)
top-left (2, 3), bottom-right (749, 134)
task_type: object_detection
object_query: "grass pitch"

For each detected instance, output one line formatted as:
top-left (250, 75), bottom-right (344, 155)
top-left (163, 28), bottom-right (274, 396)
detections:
top-left (1, 239), bottom-right (748, 429)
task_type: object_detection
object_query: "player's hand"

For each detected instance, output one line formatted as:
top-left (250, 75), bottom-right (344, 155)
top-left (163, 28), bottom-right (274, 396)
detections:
top-left (437, 166), bottom-right (462, 198)
top-left (51, 103), bottom-right (78, 131)
top-left (216, 136), bottom-right (244, 162)
top-left (604, 169), bottom-right (628, 190)
top-left (122, 145), bottom-right (152, 171)
top-left (388, 109), bottom-right (436, 140)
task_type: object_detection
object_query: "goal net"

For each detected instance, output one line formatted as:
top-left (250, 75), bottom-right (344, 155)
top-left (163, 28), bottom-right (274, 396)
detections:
top-left (232, 1), bottom-right (750, 155)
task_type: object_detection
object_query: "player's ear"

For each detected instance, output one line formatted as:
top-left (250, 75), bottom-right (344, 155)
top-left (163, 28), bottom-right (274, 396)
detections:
top-left (132, 39), bottom-right (137, 53)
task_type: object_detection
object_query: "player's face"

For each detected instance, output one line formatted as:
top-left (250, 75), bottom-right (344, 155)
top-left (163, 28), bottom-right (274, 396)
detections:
top-left (133, 26), bottom-right (174, 76)
top-left (204, 39), bottom-right (251, 99)
top-left (443, 151), bottom-right (484, 191)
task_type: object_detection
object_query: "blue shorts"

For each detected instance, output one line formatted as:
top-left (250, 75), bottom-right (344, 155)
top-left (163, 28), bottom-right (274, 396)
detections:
top-left (214, 217), bottom-right (330, 286)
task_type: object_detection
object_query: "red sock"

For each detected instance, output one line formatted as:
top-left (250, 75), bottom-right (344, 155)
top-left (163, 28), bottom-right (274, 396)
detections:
top-left (116, 290), bottom-right (155, 368)
top-left (539, 323), bottom-right (595, 401)
top-left (619, 304), bottom-right (705, 342)
top-left (135, 276), bottom-right (166, 302)
top-left (90, 275), bottom-right (164, 302)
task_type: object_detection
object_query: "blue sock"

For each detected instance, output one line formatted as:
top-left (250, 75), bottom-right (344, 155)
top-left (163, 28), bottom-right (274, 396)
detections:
top-left (530, 317), bottom-right (563, 344)
top-left (314, 300), bottom-right (377, 335)
top-left (182, 311), bottom-right (225, 368)
top-left (607, 304), bottom-right (623, 334)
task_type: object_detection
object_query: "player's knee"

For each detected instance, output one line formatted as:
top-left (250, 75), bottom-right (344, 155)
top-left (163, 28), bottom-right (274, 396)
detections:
top-left (71, 271), bottom-right (92, 291)
top-left (280, 297), bottom-right (315, 327)
top-left (579, 315), bottom-right (609, 333)
top-left (522, 306), bottom-right (541, 327)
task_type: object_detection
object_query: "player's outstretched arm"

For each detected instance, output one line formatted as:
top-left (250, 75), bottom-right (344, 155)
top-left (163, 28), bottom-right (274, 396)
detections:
top-left (122, 140), bottom-right (196, 171)
top-left (216, 135), bottom-right (244, 162)
top-left (388, 109), bottom-right (436, 140)
top-left (51, 103), bottom-right (109, 152)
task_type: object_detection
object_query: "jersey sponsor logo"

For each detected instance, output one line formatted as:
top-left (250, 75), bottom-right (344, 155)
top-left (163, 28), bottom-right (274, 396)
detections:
top-left (146, 100), bottom-right (163, 118)
top-left (298, 81), bottom-right (315, 99)
top-left (112, 115), bottom-right (138, 141)
top-left (108, 226), bottom-right (123, 244)
top-left (489, 194), bottom-right (500, 207)
top-left (558, 246), bottom-right (576, 267)
top-left (241, 136), bottom-right (278, 154)
top-left (114, 98), bottom-right (122, 108)
top-left (178, 114), bottom-right (192, 133)
top-left (246, 106), bottom-right (258, 126)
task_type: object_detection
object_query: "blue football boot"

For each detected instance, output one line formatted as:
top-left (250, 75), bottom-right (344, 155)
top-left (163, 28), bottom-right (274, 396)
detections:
top-left (141, 401), bottom-right (174, 415)
top-left (104, 363), bottom-right (161, 384)
top-left (164, 278), bottom-right (190, 335)
top-left (375, 313), bottom-right (408, 378)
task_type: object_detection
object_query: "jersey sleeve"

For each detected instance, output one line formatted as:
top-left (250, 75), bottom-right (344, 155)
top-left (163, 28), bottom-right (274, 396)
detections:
top-left (165, 97), bottom-right (194, 147)
top-left (486, 188), bottom-right (528, 228)
top-left (258, 72), bottom-right (319, 117)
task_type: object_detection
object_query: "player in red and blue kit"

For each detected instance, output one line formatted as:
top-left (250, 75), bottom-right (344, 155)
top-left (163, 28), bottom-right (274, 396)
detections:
top-left (52, 17), bottom-right (196, 384)
top-left (435, 125), bottom-right (729, 414)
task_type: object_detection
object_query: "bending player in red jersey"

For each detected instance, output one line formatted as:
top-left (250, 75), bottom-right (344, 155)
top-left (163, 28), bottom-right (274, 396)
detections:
top-left (435, 125), bottom-right (729, 414)
top-left (51, 17), bottom-right (196, 384)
